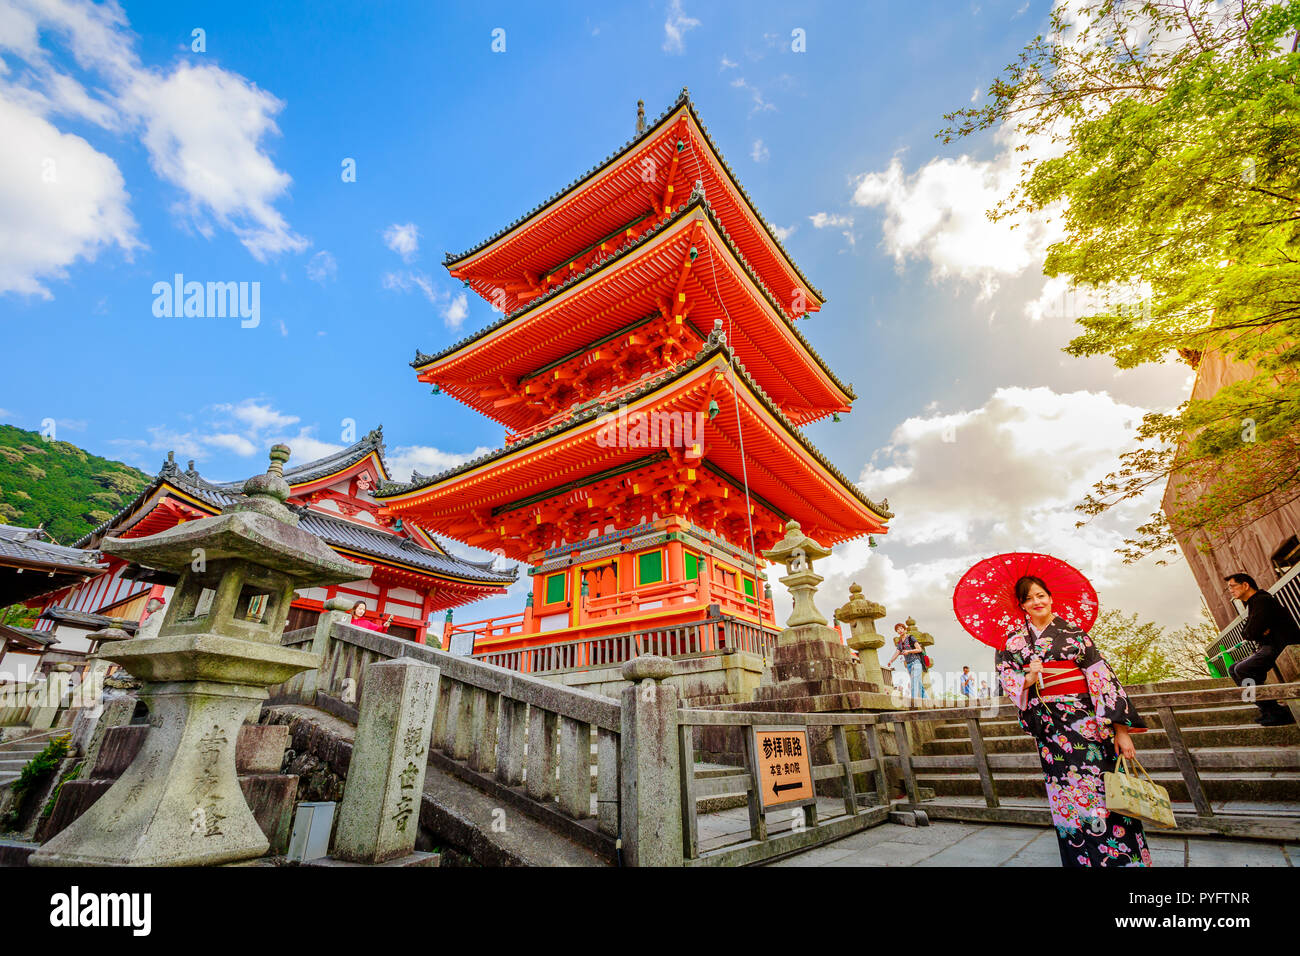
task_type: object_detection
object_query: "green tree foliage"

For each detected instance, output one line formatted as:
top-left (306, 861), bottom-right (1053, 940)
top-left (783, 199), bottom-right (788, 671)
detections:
top-left (0, 424), bottom-right (150, 544)
top-left (1090, 607), bottom-right (1175, 683)
top-left (943, 1), bottom-right (1300, 561)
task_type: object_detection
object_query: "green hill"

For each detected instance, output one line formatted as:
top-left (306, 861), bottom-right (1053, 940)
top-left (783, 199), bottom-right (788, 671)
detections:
top-left (0, 424), bottom-right (151, 545)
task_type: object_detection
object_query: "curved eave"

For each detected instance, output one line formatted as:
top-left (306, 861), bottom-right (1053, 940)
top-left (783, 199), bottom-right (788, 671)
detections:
top-left (444, 96), bottom-right (824, 308)
top-left (416, 203), bottom-right (854, 427)
top-left (329, 547), bottom-right (513, 589)
top-left (382, 351), bottom-right (888, 548)
top-left (288, 450), bottom-right (390, 497)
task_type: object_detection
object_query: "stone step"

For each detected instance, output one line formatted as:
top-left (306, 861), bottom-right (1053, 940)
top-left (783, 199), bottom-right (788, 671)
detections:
top-left (934, 704), bottom-right (1266, 738)
top-left (925, 722), bottom-right (1300, 755)
top-left (918, 770), bottom-right (1300, 803)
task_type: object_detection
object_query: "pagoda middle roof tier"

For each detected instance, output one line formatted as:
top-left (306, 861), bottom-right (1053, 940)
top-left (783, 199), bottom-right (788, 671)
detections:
top-left (444, 91), bottom-right (824, 318)
top-left (381, 337), bottom-right (890, 562)
top-left (414, 201), bottom-right (855, 431)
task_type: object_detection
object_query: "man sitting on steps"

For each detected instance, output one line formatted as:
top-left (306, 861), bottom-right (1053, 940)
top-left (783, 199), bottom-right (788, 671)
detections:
top-left (1224, 572), bottom-right (1299, 727)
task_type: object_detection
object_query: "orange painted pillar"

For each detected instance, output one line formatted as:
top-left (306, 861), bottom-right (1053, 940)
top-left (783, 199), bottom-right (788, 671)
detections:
top-left (666, 539), bottom-right (685, 606)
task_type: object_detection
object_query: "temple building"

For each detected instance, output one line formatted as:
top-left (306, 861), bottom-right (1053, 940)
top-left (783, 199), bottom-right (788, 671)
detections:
top-left (376, 91), bottom-right (891, 661)
top-left (28, 427), bottom-right (515, 653)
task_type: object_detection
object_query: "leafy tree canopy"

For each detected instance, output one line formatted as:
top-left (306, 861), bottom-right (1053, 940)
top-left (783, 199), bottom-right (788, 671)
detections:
top-left (944, 1), bottom-right (1300, 562)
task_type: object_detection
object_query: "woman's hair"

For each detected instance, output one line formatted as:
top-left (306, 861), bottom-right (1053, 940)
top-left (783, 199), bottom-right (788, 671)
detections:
top-left (1014, 575), bottom-right (1052, 605)
top-left (352, 600), bottom-right (368, 614)
top-left (894, 622), bottom-right (907, 632)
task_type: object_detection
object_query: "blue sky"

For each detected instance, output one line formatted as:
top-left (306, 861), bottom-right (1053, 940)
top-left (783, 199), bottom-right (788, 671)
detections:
top-left (0, 0), bottom-right (1209, 677)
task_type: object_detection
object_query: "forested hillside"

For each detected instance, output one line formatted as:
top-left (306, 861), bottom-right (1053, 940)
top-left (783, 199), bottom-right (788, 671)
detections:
top-left (0, 424), bottom-right (150, 544)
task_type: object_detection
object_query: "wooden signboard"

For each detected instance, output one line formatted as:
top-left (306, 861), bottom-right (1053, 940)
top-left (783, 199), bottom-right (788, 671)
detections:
top-left (750, 726), bottom-right (815, 810)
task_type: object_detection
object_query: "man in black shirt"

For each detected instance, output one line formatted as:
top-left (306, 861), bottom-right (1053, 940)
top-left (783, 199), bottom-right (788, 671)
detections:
top-left (1224, 573), bottom-right (1300, 726)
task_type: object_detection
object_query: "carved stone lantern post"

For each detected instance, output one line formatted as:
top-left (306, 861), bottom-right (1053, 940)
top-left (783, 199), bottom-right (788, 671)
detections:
top-left (834, 583), bottom-right (888, 690)
top-left (762, 519), bottom-right (832, 631)
top-left (32, 446), bottom-right (369, 867)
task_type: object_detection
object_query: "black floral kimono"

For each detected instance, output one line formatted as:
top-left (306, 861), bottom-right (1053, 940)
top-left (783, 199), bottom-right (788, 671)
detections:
top-left (995, 615), bottom-right (1153, 867)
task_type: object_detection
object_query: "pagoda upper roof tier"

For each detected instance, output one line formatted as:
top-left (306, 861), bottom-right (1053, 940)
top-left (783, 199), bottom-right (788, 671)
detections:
top-left (414, 200), bottom-right (854, 432)
top-left (443, 90), bottom-right (824, 318)
top-left (380, 335), bottom-right (891, 563)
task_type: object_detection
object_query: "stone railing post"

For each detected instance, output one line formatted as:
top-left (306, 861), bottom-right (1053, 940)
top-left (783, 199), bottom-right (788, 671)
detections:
top-left (333, 658), bottom-right (441, 865)
top-left (300, 597), bottom-right (356, 702)
top-left (619, 655), bottom-right (682, 867)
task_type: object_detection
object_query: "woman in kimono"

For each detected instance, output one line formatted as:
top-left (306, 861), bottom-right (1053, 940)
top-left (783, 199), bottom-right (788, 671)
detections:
top-left (995, 575), bottom-right (1153, 867)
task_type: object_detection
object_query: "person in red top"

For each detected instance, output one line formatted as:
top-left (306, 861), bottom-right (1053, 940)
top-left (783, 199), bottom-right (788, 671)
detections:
top-left (349, 600), bottom-right (392, 633)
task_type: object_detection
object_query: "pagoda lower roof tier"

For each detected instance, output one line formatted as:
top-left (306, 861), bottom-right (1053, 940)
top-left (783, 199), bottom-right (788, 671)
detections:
top-left (444, 92), bottom-right (823, 319)
top-left (380, 340), bottom-right (890, 563)
top-left (415, 201), bottom-right (854, 432)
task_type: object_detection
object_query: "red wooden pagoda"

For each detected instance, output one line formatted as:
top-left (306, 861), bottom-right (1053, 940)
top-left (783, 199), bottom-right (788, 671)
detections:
top-left (377, 91), bottom-right (891, 658)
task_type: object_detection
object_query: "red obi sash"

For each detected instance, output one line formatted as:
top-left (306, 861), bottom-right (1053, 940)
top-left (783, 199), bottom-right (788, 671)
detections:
top-left (1034, 662), bottom-right (1088, 698)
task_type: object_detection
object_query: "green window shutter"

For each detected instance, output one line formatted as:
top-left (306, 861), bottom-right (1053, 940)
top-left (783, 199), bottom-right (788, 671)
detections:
top-left (743, 578), bottom-right (756, 603)
top-left (638, 550), bottom-right (664, 585)
top-left (545, 572), bottom-right (566, 605)
top-left (684, 552), bottom-right (698, 580)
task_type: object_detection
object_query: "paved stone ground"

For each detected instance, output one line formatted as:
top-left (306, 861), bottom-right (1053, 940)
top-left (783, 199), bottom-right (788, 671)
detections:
top-left (761, 820), bottom-right (1296, 867)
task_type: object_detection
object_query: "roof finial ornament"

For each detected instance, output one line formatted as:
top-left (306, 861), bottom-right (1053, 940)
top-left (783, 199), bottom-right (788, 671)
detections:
top-left (162, 451), bottom-right (179, 477)
top-left (635, 99), bottom-right (646, 135)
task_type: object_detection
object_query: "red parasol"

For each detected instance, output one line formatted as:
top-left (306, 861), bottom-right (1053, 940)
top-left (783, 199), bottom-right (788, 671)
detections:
top-left (952, 552), bottom-right (1098, 650)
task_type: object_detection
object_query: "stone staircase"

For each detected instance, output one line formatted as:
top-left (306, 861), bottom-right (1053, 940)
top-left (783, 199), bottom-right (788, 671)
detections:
top-left (914, 678), bottom-right (1300, 808)
top-left (0, 731), bottom-right (63, 787)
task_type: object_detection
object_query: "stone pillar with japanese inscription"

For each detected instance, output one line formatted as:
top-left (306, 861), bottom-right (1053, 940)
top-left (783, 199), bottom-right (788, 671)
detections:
top-left (333, 658), bottom-right (440, 864)
top-left (31, 446), bottom-right (369, 867)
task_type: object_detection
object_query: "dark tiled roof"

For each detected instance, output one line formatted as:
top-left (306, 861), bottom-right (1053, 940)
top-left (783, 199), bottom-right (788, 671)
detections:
top-left (72, 445), bottom-right (515, 586)
top-left (414, 194), bottom-right (855, 403)
top-left (40, 605), bottom-right (139, 632)
top-left (0, 623), bottom-right (57, 648)
top-left (298, 509), bottom-right (517, 584)
top-left (0, 524), bottom-right (105, 573)
top-left (213, 426), bottom-right (389, 490)
top-left (443, 89), bottom-right (824, 302)
top-left (382, 328), bottom-right (892, 522)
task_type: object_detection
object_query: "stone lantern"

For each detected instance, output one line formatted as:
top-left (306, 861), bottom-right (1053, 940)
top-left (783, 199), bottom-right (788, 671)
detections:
top-left (32, 446), bottom-right (369, 867)
top-left (834, 583), bottom-right (888, 690)
top-left (761, 518), bottom-right (832, 630)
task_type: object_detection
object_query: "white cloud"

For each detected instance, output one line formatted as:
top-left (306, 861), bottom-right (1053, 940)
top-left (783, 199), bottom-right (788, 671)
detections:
top-left (811, 386), bottom-right (1201, 677)
top-left (125, 63), bottom-right (306, 260)
top-left (306, 250), bottom-right (337, 283)
top-left (383, 270), bottom-right (471, 330)
top-left (750, 139), bottom-right (769, 163)
top-left (772, 224), bottom-right (796, 242)
top-left (662, 0), bottom-right (699, 54)
top-left (215, 399), bottom-right (299, 432)
top-left (0, 94), bottom-right (138, 296)
top-left (851, 127), bottom-right (1066, 299)
top-left (383, 222), bottom-right (420, 262)
top-left (0, 0), bottom-right (307, 293)
top-left (809, 212), bottom-right (853, 229)
top-left (730, 77), bottom-right (776, 114)
top-left (387, 444), bottom-right (497, 483)
top-left (720, 55), bottom-right (737, 70)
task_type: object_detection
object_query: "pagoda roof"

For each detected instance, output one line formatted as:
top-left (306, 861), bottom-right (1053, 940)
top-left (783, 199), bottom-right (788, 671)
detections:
top-left (73, 441), bottom-right (516, 588)
top-left (380, 332), bottom-right (891, 555)
top-left (444, 90), bottom-right (824, 313)
top-left (414, 197), bottom-right (854, 428)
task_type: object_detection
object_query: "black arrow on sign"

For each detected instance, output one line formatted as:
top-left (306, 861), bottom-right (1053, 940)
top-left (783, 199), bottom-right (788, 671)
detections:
top-left (773, 781), bottom-right (801, 796)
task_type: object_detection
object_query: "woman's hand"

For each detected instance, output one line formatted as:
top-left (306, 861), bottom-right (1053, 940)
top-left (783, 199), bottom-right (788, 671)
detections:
top-left (1024, 659), bottom-right (1043, 685)
top-left (1114, 725), bottom-right (1136, 760)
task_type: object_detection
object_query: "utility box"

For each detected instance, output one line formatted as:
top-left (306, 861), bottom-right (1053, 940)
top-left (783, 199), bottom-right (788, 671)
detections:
top-left (286, 801), bottom-right (336, 862)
